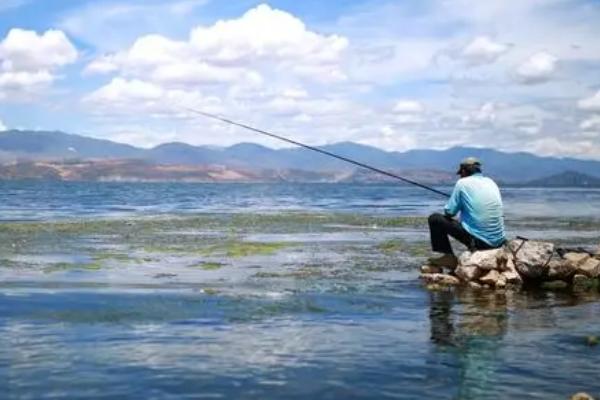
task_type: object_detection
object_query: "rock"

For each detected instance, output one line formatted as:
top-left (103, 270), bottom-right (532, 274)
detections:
top-left (455, 265), bottom-right (483, 281)
top-left (496, 249), bottom-right (511, 271)
top-left (572, 274), bottom-right (594, 291)
top-left (495, 275), bottom-right (507, 289)
top-left (571, 393), bottom-right (595, 400)
top-left (468, 281), bottom-right (482, 289)
top-left (576, 257), bottom-right (600, 278)
top-left (420, 273), bottom-right (460, 286)
top-left (507, 239), bottom-right (554, 279)
top-left (587, 336), bottom-right (599, 347)
top-left (420, 265), bottom-right (443, 274)
top-left (564, 252), bottom-right (590, 267)
top-left (459, 248), bottom-right (504, 270)
top-left (541, 280), bottom-right (568, 290)
top-left (501, 262), bottom-right (524, 286)
top-left (547, 259), bottom-right (576, 280)
top-left (480, 270), bottom-right (501, 286)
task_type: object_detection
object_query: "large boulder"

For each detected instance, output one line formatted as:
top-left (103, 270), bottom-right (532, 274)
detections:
top-left (458, 248), bottom-right (504, 270)
top-left (507, 239), bottom-right (554, 279)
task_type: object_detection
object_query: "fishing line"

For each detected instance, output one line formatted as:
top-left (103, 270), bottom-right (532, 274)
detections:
top-left (183, 107), bottom-right (451, 198)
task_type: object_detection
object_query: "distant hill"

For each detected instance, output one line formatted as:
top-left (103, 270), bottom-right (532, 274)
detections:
top-left (522, 171), bottom-right (600, 187)
top-left (1, 130), bottom-right (600, 184)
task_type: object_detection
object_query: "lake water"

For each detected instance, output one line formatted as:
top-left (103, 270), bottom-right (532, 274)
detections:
top-left (0, 181), bottom-right (599, 399)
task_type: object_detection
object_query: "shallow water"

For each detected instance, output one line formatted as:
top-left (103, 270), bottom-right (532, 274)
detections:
top-left (0, 182), bottom-right (599, 399)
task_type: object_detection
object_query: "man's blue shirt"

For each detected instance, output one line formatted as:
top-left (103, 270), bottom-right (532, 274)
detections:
top-left (444, 173), bottom-right (506, 247)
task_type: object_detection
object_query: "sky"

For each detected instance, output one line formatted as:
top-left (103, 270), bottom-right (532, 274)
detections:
top-left (0, 0), bottom-right (600, 159)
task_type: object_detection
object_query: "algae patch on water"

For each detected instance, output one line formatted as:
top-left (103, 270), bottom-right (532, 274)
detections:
top-left (190, 262), bottom-right (226, 270)
top-left (376, 239), bottom-right (429, 257)
top-left (201, 241), bottom-right (290, 258)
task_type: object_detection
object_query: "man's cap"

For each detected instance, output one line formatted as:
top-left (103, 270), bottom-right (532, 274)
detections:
top-left (457, 157), bottom-right (482, 174)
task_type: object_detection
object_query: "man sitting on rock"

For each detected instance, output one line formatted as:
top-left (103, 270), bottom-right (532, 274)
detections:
top-left (427, 157), bottom-right (506, 269)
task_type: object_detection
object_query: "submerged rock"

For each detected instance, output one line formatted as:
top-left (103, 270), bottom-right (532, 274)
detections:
top-left (541, 280), bottom-right (569, 290)
top-left (572, 274), bottom-right (596, 291)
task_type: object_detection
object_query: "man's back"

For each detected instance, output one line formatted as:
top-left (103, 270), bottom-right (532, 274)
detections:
top-left (444, 173), bottom-right (505, 247)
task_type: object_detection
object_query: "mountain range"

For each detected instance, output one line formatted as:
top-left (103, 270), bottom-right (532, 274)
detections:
top-left (1, 129), bottom-right (599, 184)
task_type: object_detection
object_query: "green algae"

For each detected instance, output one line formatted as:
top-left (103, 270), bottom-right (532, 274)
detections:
top-left (191, 262), bottom-right (225, 270)
top-left (377, 239), bottom-right (430, 257)
top-left (43, 261), bottom-right (103, 273)
top-left (201, 241), bottom-right (289, 258)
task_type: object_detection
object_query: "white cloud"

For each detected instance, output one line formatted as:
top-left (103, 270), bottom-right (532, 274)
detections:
top-left (393, 100), bottom-right (424, 114)
top-left (189, 4), bottom-right (348, 67)
top-left (82, 3), bottom-right (351, 125)
top-left (83, 77), bottom-right (222, 117)
top-left (0, 29), bottom-right (77, 100)
top-left (55, 1), bottom-right (600, 159)
top-left (578, 90), bottom-right (600, 112)
top-left (514, 51), bottom-right (558, 84)
top-left (0, 118), bottom-right (6, 131)
top-left (461, 36), bottom-right (508, 65)
top-left (462, 102), bottom-right (496, 125)
top-left (580, 115), bottom-right (600, 131)
top-left (85, 4), bottom-right (348, 86)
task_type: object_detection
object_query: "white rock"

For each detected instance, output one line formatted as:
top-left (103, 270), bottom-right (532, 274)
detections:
top-left (455, 265), bottom-right (483, 281)
top-left (564, 252), bottom-right (590, 267)
top-left (459, 248), bottom-right (504, 270)
top-left (420, 265), bottom-right (443, 274)
top-left (576, 258), bottom-right (600, 278)
top-left (420, 273), bottom-right (460, 286)
top-left (507, 239), bottom-right (554, 279)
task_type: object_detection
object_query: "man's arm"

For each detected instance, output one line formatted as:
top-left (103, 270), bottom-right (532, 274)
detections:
top-left (444, 183), bottom-right (462, 217)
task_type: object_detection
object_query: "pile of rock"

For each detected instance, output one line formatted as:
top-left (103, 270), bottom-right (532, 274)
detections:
top-left (420, 239), bottom-right (600, 291)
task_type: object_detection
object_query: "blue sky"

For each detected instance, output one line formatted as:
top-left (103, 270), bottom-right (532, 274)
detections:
top-left (1, 0), bottom-right (600, 159)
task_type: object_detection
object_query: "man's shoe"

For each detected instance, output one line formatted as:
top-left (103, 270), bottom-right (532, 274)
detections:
top-left (427, 254), bottom-right (458, 268)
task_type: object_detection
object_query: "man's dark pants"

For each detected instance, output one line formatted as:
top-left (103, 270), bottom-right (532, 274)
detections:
top-left (428, 213), bottom-right (495, 255)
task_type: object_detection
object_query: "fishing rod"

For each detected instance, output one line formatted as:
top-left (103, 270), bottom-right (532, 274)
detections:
top-left (183, 107), bottom-right (451, 198)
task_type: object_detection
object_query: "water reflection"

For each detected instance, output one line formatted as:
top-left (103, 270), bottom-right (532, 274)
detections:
top-left (429, 289), bottom-right (507, 400)
top-left (428, 287), bottom-right (600, 399)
